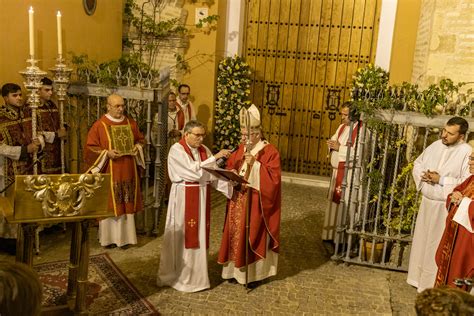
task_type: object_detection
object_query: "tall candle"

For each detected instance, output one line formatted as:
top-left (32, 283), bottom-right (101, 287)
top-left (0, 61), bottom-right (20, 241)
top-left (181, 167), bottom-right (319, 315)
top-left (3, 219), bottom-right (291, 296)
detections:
top-left (57, 11), bottom-right (62, 56)
top-left (29, 7), bottom-right (34, 57)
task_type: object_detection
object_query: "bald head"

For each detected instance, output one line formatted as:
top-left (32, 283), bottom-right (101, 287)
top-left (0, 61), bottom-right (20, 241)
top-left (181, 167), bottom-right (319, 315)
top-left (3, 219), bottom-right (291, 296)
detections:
top-left (107, 94), bottom-right (125, 120)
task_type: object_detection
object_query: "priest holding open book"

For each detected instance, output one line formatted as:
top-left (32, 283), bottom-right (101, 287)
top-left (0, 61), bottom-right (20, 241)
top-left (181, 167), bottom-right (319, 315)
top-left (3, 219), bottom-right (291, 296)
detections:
top-left (218, 105), bottom-right (282, 288)
top-left (157, 120), bottom-right (234, 292)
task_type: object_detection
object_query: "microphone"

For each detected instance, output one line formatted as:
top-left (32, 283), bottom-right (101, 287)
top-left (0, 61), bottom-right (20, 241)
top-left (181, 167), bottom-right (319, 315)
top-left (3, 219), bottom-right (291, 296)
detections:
top-left (216, 147), bottom-right (237, 168)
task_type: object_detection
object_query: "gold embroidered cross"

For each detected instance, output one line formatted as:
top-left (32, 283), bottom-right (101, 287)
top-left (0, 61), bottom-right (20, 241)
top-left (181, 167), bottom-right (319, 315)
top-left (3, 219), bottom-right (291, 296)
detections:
top-left (188, 219), bottom-right (196, 227)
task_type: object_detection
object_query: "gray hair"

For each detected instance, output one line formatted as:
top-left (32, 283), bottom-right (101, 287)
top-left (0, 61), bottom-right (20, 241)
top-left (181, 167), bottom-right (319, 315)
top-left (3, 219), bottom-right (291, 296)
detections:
top-left (184, 120), bottom-right (206, 133)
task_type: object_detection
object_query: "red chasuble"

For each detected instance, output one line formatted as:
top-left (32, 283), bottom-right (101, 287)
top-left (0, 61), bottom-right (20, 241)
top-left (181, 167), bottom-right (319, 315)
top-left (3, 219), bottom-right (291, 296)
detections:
top-left (435, 175), bottom-right (474, 291)
top-left (178, 138), bottom-right (211, 249)
top-left (0, 105), bottom-right (34, 183)
top-left (218, 142), bottom-right (281, 268)
top-left (332, 122), bottom-right (361, 204)
top-left (83, 115), bottom-right (144, 216)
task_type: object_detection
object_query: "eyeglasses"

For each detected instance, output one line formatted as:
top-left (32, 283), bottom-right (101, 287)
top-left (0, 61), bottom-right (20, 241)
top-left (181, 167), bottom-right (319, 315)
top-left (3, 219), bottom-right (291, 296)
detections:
top-left (189, 132), bottom-right (206, 138)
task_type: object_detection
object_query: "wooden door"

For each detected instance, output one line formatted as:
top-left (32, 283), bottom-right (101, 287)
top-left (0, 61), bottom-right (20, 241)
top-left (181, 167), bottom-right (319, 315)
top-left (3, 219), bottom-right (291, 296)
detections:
top-left (243, 0), bottom-right (381, 175)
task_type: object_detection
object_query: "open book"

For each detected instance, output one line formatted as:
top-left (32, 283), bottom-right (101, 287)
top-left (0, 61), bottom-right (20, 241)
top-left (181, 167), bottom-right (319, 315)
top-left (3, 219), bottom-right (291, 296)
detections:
top-left (202, 166), bottom-right (248, 184)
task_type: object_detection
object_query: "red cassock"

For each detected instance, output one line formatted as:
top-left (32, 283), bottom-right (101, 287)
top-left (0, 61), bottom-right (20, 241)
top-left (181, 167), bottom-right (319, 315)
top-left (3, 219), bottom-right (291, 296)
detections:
top-left (435, 175), bottom-right (474, 291)
top-left (218, 142), bottom-right (281, 268)
top-left (83, 115), bottom-right (144, 216)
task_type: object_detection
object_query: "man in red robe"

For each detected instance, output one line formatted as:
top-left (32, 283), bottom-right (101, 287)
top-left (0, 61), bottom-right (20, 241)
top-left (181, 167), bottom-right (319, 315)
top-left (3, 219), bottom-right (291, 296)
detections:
top-left (36, 77), bottom-right (67, 174)
top-left (0, 83), bottom-right (40, 253)
top-left (218, 105), bottom-right (281, 286)
top-left (435, 149), bottom-right (474, 293)
top-left (84, 94), bottom-right (145, 248)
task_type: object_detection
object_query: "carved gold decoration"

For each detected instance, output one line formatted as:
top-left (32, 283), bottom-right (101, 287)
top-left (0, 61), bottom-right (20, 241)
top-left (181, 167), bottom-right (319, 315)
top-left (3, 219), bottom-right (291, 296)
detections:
top-left (24, 173), bottom-right (104, 217)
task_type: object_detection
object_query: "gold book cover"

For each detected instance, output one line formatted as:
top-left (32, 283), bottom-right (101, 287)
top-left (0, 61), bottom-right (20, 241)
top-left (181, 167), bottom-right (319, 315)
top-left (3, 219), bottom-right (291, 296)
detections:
top-left (110, 125), bottom-right (134, 155)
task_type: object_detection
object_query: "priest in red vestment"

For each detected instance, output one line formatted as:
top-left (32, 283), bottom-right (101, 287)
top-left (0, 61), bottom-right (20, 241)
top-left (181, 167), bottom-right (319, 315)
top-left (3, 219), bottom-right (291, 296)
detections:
top-left (84, 94), bottom-right (145, 248)
top-left (435, 149), bottom-right (474, 293)
top-left (218, 104), bottom-right (281, 286)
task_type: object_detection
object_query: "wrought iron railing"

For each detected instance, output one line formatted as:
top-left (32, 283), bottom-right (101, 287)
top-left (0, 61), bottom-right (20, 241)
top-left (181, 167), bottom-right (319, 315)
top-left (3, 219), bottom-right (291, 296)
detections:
top-left (332, 107), bottom-right (473, 271)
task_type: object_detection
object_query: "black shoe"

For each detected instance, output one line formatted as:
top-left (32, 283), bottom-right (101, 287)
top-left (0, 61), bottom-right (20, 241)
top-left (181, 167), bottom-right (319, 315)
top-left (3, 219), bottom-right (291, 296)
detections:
top-left (105, 244), bottom-right (117, 249)
top-left (322, 240), bottom-right (335, 255)
top-left (227, 278), bottom-right (238, 284)
top-left (246, 280), bottom-right (262, 289)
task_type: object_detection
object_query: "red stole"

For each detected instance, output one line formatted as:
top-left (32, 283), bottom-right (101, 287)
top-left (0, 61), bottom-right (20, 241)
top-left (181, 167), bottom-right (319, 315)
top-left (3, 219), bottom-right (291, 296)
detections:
top-left (178, 138), bottom-right (211, 249)
top-left (174, 104), bottom-right (185, 130)
top-left (332, 122), bottom-right (361, 204)
top-left (177, 101), bottom-right (193, 122)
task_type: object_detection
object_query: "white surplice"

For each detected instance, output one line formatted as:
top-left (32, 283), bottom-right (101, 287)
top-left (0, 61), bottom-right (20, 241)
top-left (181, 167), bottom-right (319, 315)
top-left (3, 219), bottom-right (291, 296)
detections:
top-left (157, 142), bottom-right (232, 292)
top-left (0, 143), bottom-right (22, 239)
top-left (322, 122), bottom-right (363, 241)
top-left (407, 139), bottom-right (471, 292)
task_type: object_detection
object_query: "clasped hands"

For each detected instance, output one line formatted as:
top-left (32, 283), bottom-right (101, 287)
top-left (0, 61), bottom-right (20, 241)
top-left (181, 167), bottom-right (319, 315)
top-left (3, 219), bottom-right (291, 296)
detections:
top-left (327, 139), bottom-right (340, 151)
top-left (168, 129), bottom-right (182, 138)
top-left (421, 170), bottom-right (440, 185)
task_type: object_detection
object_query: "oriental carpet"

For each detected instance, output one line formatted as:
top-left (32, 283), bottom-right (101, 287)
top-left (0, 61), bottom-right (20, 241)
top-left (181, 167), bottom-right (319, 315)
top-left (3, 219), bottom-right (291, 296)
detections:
top-left (35, 253), bottom-right (158, 315)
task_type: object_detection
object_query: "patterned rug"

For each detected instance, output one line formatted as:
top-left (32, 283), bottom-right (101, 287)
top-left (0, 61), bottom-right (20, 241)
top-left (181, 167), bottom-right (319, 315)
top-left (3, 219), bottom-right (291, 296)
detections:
top-left (35, 253), bottom-right (158, 315)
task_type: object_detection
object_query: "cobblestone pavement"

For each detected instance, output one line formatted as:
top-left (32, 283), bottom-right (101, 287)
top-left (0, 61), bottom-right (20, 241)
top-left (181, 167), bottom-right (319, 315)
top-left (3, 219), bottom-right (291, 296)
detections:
top-left (1, 181), bottom-right (418, 315)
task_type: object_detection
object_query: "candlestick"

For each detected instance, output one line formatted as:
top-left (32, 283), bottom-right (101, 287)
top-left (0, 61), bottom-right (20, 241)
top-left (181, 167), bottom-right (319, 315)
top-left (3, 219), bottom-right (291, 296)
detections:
top-left (29, 7), bottom-right (34, 57)
top-left (20, 57), bottom-right (47, 175)
top-left (50, 56), bottom-right (72, 174)
top-left (57, 11), bottom-right (62, 56)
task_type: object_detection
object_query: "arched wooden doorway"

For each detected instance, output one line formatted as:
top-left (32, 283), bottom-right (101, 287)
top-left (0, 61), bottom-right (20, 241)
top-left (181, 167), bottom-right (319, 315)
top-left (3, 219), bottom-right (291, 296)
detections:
top-left (243, 0), bottom-right (381, 175)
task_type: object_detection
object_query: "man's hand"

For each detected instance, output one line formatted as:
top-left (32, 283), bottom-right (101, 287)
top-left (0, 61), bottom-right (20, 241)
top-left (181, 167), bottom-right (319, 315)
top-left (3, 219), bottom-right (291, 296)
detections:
top-left (244, 152), bottom-right (255, 165)
top-left (214, 149), bottom-right (232, 160)
top-left (57, 127), bottom-right (67, 139)
top-left (168, 130), bottom-right (182, 138)
top-left (132, 143), bottom-right (142, 156)
top-left (107, 149), bottom-right (121, 159)
top-left (27, 139), bottom-right (40, 154)
top-left (421, 170), bottom-right (440, 185)
top-left (327, 139), bottom-right (340, 151)
top-left (450, 191), bottom-right (463, 205)
top-left (427, 171), bottom-right (440, 184)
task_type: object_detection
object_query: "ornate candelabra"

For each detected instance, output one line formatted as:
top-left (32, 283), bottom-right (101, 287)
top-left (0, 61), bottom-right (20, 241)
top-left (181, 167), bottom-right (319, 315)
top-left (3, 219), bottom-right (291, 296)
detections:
top-left (20, 57), bottom-right (47, 175)
top-left (50, 55), bottom-right (72, 174)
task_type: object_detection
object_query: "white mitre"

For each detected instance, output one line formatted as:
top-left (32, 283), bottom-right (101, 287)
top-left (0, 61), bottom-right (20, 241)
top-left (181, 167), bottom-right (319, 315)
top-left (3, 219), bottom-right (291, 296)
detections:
top-left (239, 104), bottom-right (261, 128)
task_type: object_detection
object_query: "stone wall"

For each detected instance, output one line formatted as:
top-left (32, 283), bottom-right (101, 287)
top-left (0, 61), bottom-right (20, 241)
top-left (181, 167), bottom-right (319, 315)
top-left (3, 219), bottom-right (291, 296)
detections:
top-left (411, 0), bottom-right (474, 88)
top-left (127, 0), bottom-right (189, 81)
